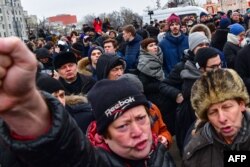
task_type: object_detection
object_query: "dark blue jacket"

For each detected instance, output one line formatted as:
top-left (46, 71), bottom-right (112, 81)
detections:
top-left (125, 34), bottom-right (142, 71)
top-left (159, 32), bottom-right (189, 75)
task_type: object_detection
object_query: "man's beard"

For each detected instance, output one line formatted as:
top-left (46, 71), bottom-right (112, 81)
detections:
top-left (171, 29), bottom-right (180, 36)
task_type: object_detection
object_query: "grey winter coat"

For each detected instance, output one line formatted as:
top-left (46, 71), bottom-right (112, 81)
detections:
top-left (137, 47), bottom-right (165, 81)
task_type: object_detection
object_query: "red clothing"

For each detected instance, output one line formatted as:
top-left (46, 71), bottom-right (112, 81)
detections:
top-left (93, 19), bottom-right (102, 33)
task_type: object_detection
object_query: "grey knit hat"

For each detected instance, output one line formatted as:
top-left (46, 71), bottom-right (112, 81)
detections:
top-left (188, 32), bottom-right (209, 51)
top-left (118, 73), bottom-right (144, 93)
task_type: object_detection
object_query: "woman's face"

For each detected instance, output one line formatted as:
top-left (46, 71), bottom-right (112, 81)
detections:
top-left (104, 105), bottom-right (153, 160)
top-left (146, 42), bottom-right (158, 55)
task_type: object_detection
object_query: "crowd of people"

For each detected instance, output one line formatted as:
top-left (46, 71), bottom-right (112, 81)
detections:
top-left (0, 7), bottom-right (250, 167)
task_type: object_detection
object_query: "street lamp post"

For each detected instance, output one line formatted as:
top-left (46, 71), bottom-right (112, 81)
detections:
top-left (148, 10), bottom-right (154, 22)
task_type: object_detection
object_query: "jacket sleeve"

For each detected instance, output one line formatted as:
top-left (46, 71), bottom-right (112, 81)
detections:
top-left (223, 43), bottom-right (237, 68)
top-left (80, 74), bottom-right (96, 93)
top-left (0, 92), bottom-right (95, 167)
top-left (235, 46), bottom-right (250, 93)
top-left (159, 62), bottom-right (184, 100)
top-left (138, 72), bottom-right (161, 94)
top-left (150, 103), bottom-right (173, 146)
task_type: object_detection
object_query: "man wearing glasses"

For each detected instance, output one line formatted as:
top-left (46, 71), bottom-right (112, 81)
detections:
top-left (195, 47), bottom-right (222, 72)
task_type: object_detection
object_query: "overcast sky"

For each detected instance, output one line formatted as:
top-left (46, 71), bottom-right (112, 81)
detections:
top-left (21, 0), bottom-right (160, 21)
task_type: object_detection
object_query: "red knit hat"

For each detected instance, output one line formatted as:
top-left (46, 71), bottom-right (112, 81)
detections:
top-left (167, 13), bottom-right (181, 25)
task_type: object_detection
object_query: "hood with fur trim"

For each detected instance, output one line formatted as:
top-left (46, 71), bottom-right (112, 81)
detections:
top-left (65, 94), bottom-right (88, 106)
top-left (77, 57), bottom-right (93, 76)
top-left (189, 24), bottom-right (212, 41)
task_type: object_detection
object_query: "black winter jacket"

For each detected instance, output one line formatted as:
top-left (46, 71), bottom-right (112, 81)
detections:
top-left (175, 60), bottom-right (200, 153)
top-left (159, 50), bottom-right (195, 101)
top-left (0, 93), bottom-right (176, 167)
top-left (59, 73), bottom-right (96, 95)
top-left (158, 50), bottom-right (195, 135)
top-left (223, 42), bottom-right (241, 69)
top-left (0, 142), bottom-right (24, 167)
top-left (65, 95), bottom-right (94, 134)
top-left (235, 44), bottom-right (250, 95)
top-left (211, 28), bottom-right (229, 52)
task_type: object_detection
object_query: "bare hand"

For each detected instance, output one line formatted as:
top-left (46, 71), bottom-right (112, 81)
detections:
top-left (176, 93), bottom-right (184, 104)
top-left (158, 135), bottom-right (169, 148)
top-left (0, 37), bottom-right (37, 112)
top-left (0, 37), bottom-right (51, 137)
top-left (52, 70), bottom-right (59, 80)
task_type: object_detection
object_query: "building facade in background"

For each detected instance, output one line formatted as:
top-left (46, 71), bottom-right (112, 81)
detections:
top-left (218, 0), bottom-right (250, 13)
top-left (0, 0), bottom-right (28, 39)
top-left (204, 0), bottom-right (250, 14)
top-left (46, 14), bottom-right (77, 35)
top-left (48, 14), bottom-right (77, 26)
top-left (23, 11), bottom-right (38, 40)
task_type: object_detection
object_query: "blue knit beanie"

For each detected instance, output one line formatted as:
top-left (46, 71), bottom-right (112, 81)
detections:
top-left (229, 23), bottom-right (245, 36)
top-left (219, 18), bottom-right (231, 29)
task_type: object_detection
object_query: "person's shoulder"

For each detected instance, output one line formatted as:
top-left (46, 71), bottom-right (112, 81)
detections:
top-left (78, 73), bottom-right (95, 81)
top-left (183, 124), bottom-right (213, 157)
top-left (150, 143), bottom-right (176, 166)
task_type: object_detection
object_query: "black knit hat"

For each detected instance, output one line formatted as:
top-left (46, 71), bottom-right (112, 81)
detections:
top-left (195, 47), bottom-right (220, 69)
top-left (37, 76), bottom-right (65, 94)
top-left (71, 42), bottom-right (84, 55)
top-left (36, 48), bottom-right (50, 59)
top-left (53, 51), bottom-right (77, 70)
top-left (87, 79), bottom-right (149, 135)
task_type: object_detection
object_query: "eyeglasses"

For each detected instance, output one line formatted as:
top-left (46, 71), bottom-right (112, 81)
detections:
top-left (206, 62), bottom-right (222, 69)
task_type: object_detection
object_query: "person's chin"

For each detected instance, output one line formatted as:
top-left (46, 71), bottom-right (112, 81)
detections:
top-left (66, 76), bottom-right (75, 81)
top-left (171, 30), bottom-right (178, 34)
top-left (132, 145), bottom-right (151, 159)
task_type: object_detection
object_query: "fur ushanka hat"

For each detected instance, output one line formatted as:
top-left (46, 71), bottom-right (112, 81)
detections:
top-left (191, 69), bottom-right (250, 121)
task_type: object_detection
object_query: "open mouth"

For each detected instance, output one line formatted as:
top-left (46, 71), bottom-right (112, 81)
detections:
top-left (134, 140), bottom-right (147, 151)
top-left (221, 126), bottom-right (232, 133)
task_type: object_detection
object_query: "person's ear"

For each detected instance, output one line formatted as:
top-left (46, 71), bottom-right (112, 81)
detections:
top-left (239, 101), bottom-right (246, 113)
